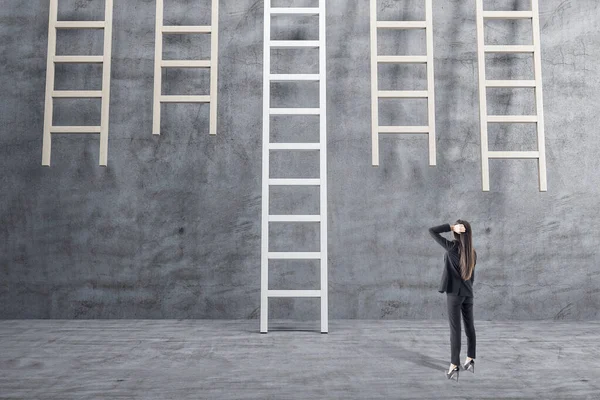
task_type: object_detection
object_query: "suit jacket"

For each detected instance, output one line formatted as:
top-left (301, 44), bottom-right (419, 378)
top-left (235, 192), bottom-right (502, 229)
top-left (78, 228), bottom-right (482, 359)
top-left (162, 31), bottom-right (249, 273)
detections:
top-left (429, 224), bottom-right (477, 297)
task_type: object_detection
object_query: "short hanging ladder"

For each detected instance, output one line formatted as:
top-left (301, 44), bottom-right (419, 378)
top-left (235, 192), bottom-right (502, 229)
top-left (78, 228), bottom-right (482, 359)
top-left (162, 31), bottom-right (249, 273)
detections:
top-left (153, 0), bottom-right (219, 136)
top-left (475, 0), bottom-right (547, 191)
top-left (370, 0), bottom-right (436, 166)
top-left (42, 0), bottom-right (114, 166)
top-left (261, 1), bottom-right (328, 333)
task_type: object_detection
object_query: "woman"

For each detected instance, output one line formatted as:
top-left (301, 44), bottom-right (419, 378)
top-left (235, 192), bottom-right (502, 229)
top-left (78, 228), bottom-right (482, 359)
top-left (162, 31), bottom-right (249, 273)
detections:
top-left (429, 221), bottom-right (477, 381)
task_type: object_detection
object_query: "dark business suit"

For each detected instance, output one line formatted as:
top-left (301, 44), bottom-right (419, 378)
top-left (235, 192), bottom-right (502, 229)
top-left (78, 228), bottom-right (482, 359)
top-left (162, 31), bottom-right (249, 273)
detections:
top-left (429, 224), bottom-right (477, 366)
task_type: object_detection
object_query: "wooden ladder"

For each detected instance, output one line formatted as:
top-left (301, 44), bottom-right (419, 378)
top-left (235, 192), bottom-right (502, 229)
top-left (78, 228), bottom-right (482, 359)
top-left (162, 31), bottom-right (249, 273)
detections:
top-left (475, 0), bottom-right (547, 191)
top-left (261, 2), bottom-right (328, 333)
top-left (42, 0), bottom-right (113, 166)
top-left (370, 0), bottom-right (437, 166)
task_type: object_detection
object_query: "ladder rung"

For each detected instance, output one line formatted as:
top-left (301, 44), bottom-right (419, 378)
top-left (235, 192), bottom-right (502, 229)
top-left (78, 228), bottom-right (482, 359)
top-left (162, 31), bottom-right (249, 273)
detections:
top-left (486, 80), bottom-right (536, 88)
top-left (484, 45), bottom-right (535, 53)
top-left (54, 56), bottom-right (104, 63)
top-left (270, 108), bottom-right (321, 115)
top-left (268, 179), bottom-right (321, 186)
top-left (377, 55), bottom-right (428, 64)
top-left (52, 90), bottom-right (102, 98)
top-left (270, 74), bottom-right (320, 82)
top-left (270, 40), bottom-right (320, 49)
top-left (482, 11), bottom-right (534, 19)
top-left (376, 21), bottom-right (426, 29)
top-left (161, 60), bottom-right (211, 68)
top-left (55, 21), bottom-right (105, 29)
top-left (162, 25), bottom-right (212, 34)
top-left (487, 115), bottom-right (538, 123)
top-left (267, 290), bottom-right (321, 297)
top-left (268, 252), bottom-right (321, 260)
top-left (50, 126), bottom-right (102, 133)
top-left (270, 7), bottom-right (320, 16)
top-left (488, 151), bottom-right (540, 159)
top-left (378, 90), bottom-right (428, 98)
top-left (160, 95), bottom-right (211, 103)
top-left (379, 126), bottom-right (429, 134)
top-left (269, 215), bottom-right (321, 222)
top-left (269, 143), bottom-right (321, 150)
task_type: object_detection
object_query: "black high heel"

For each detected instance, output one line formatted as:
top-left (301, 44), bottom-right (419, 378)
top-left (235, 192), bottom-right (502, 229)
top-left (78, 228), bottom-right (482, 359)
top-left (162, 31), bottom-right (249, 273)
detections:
top-left (446, 366), bottom-right (459, 381)
top-left (462, 359), bottom-right (475, 373)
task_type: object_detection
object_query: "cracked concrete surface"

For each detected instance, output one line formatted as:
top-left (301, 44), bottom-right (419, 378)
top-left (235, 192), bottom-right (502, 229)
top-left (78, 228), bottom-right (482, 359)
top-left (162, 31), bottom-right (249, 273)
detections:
top-left (0, 0), bottom-right (599, 320)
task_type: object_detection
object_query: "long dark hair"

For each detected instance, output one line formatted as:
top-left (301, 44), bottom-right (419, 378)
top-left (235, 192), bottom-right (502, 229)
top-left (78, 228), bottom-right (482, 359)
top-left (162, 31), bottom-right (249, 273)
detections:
top-left (453, 219), bottom-right (475, 280)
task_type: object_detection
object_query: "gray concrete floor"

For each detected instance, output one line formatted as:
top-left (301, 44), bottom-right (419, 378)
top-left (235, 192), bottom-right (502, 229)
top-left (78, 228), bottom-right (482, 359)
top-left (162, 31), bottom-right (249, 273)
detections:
top-left (0, 320), bottom-right (599, 399)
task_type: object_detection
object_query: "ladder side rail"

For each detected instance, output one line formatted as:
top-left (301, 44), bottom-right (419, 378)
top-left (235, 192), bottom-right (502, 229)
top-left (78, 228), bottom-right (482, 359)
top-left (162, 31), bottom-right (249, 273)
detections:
top-left (153, 0), bottom-right (164, 135)
top-left (209, 0), bottom-right (219, 135)
top-left (370, 0), bottom-right (379, 166)
top-left (531, 0), bottom-right (547, 191)
top-left (99, 0), bottom-right (113, 166)
top-left (260, 0), bottom-right (271, 334)
top-left (475, 0), bottom-right (490, 191)
top-left (42, 0), bottom-right (59, 166)
top-left (318, 0), bottom-right (328, 334)
top-left (425, 0), bottom-right (436, 166)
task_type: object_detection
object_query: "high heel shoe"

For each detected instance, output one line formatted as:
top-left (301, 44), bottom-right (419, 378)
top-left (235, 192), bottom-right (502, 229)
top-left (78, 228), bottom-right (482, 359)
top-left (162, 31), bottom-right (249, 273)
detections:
top-left (446, 366), bottom-right (459, 381)
top-left (462, 359), bottom-right (474, 373)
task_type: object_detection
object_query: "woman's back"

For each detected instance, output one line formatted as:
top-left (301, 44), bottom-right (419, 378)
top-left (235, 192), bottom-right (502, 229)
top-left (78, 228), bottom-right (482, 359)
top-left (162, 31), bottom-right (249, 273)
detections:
top-left (429, 224), bottom-right (476, 296)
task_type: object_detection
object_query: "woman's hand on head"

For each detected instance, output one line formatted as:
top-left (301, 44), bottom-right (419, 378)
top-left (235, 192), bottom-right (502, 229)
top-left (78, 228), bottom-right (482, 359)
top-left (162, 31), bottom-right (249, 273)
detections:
top-left (452, 224), bottom-right (466, 234)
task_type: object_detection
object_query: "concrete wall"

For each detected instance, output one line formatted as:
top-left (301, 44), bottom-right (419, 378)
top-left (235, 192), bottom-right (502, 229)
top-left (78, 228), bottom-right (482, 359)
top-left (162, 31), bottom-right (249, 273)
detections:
top-left (1, 0), bottom-right (599, 320)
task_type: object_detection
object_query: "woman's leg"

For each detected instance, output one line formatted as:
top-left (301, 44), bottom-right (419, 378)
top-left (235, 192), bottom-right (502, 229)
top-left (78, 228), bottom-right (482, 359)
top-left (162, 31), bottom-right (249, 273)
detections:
top-left (461, 298), bottom-right (476, 360)
top-left (447, 294), bottom-right (463, 366)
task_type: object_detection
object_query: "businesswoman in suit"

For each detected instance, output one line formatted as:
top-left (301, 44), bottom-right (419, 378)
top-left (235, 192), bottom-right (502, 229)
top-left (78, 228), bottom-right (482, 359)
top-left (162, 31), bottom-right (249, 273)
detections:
top-left (429, 221), bottom-right (477, 381)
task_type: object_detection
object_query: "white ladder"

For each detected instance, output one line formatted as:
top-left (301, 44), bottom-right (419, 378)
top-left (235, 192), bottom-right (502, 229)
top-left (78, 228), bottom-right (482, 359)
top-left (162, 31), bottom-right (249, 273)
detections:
top-left (370, 0), bottom-right (436, 166)
top-left (475, 0), bottom-right (547, 191)
top-left (42, 0), bottom-right (113, 166)
top-left (153, 0), bottom-right (219, 136)
top-left (261, 2), bottom-right (328, 333)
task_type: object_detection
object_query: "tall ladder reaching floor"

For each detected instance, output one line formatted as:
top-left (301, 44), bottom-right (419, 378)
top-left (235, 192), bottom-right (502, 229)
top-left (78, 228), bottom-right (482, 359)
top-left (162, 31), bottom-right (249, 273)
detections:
top-left (370, 0), bottom-right (436, 166)
top-left (153, 0), bottom-right (219, 136)
top-left (42, 0), bottom-right (113, 166)
top-left (475, 0), bottom-right (547, 191)
top-left (261, 1), bottom-right (328, 333)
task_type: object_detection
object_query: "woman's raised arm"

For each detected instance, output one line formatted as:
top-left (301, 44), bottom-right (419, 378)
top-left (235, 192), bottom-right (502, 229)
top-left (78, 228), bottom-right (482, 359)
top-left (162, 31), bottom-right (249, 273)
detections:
top-left (429, 223), bottom-right (455, 251)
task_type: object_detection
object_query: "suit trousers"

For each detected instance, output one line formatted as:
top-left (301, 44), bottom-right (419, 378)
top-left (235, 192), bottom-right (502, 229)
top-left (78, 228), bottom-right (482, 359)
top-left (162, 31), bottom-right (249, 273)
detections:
top-left (446, 293), bottom-right (476, 365)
